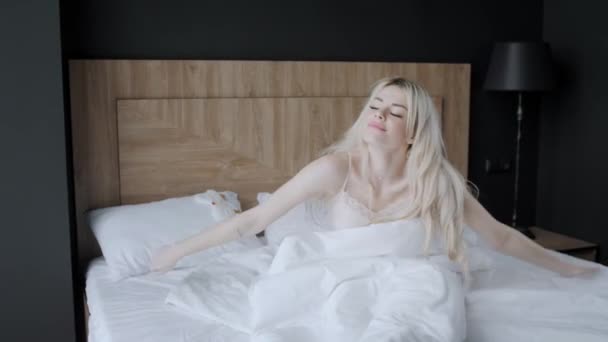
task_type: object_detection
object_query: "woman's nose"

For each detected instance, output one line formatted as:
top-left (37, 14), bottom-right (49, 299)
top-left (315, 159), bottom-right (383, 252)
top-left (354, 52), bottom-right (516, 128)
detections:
top-left (374, 110), bottom-right (385, 120)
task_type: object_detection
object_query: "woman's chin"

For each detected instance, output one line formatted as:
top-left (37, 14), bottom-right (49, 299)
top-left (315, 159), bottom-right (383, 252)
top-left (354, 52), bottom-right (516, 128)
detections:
top-left (363, 135), bottom-right (389, 147)
top-left (363, 135), bottom-right (405, 152)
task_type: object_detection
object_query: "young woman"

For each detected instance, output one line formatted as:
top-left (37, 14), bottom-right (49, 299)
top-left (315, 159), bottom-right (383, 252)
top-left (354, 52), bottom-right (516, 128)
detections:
top-left (150, 77), bottom-right (598, 280)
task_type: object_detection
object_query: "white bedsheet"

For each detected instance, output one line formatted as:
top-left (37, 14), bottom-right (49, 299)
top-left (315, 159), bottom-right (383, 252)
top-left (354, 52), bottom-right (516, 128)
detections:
top-left (466, 247), bottom-right (608, 342)
top-left (86, 227), bottom-right (608, 342)
top-left (86, 258), bottom-right (249, 342)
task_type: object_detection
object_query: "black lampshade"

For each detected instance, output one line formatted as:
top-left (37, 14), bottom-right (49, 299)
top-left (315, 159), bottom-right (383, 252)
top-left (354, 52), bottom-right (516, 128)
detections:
top-left (484, 42), bottom-right (555, 92)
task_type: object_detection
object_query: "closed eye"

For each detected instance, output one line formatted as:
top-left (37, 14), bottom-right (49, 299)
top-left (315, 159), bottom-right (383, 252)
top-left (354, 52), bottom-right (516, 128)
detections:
top-left (370, 106), bottom-right (403, 118)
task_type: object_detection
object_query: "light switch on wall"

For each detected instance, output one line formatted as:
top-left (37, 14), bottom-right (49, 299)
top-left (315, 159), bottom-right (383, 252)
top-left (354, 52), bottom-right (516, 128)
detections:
top-left (484, 158), bottom-right (512, 174)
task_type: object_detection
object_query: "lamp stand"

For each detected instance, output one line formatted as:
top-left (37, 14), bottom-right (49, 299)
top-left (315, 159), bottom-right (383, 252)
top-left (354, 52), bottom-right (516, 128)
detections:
top-left (513, 92), bottom-right (535, 239)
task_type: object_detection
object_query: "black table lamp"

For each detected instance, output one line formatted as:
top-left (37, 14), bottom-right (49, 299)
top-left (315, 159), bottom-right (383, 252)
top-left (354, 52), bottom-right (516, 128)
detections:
top-left (484, 41), bottom-right (555, 239)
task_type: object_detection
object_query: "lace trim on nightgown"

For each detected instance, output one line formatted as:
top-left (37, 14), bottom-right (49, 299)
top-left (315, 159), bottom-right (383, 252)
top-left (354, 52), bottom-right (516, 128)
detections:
top-left (339, 189), bottom-right (411, 221)
top-left (336, 152), bottom-right (414, 222)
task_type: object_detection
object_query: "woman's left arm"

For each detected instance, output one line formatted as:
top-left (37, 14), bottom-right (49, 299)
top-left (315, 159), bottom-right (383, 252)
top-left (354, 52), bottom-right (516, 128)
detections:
top-left (463, 192), bottom-right (599, 277)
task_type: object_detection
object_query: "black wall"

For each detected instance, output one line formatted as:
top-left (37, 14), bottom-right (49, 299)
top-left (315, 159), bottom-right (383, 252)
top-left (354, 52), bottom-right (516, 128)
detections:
top-left (63, 0), bottom-right (544, 226)
top-left (538, 1), bottom-right (608, 263)
top-left (0, 1), bottom-right (76, 341)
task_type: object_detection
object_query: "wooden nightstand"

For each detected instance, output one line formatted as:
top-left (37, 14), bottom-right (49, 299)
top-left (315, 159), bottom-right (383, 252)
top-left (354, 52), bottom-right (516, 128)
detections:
top-left (529, 226), bottom-right (600, 262)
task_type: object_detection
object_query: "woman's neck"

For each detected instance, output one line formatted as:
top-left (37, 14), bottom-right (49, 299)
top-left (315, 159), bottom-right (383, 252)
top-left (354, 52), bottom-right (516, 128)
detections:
top-left (364, 144), bottom-right (409, 189)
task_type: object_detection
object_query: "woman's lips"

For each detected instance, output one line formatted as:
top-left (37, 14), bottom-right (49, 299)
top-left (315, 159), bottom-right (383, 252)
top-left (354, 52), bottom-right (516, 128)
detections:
top-left (368, 122), bottom-right (386, 132)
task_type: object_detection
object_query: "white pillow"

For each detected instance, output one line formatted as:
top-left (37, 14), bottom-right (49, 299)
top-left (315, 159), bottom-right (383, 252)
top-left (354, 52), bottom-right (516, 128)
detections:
top-left (88, 190), bottom-right (262, 280)
top-left (257, 192), bottom-right (326, 247)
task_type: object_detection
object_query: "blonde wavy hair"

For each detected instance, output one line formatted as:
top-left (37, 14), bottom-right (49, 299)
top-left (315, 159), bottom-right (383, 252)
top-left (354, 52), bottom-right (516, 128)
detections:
top-left (321, 77), bottom-right (478, 282)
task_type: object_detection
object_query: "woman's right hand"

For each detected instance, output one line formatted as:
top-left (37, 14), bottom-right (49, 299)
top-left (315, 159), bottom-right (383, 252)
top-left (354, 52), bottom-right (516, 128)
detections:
top-left (559, 264), bottom-right (601, 279)
top-left (149, 244), bottom-right (183, 273)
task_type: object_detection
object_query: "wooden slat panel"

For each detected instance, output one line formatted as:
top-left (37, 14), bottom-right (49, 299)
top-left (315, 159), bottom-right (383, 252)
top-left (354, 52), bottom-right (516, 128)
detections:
top-left (117, 96), bottom-right (444, 209)
top-left (444, 63), bottom-right (470, 173)
top-left (117, 97), bottom-right (358, 207)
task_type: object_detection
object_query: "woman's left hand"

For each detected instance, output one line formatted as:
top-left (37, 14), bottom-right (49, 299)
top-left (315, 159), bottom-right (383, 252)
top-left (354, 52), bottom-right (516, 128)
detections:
top-left (150, 244), bottom-right (182, 273)
top-left (559, 264), bottom-right (601, 279)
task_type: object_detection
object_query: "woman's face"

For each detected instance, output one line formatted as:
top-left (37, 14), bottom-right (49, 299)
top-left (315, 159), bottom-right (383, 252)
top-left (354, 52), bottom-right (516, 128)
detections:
top-left (362, 85), bottom-right (412, 150)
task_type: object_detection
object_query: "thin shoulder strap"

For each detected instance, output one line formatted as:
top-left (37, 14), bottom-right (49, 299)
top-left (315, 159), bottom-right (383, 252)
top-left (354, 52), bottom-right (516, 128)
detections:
top-left (340, 152), bottom-right (352, 192)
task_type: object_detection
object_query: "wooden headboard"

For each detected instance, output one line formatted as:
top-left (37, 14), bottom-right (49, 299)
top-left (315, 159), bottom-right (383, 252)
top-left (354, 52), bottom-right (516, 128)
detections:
top-left (69, 60), bottom-right (470, 272)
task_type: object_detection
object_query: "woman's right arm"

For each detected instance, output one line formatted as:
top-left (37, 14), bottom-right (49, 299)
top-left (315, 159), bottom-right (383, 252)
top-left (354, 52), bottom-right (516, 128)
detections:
top-left (149, 153), bottom-right (346, 272)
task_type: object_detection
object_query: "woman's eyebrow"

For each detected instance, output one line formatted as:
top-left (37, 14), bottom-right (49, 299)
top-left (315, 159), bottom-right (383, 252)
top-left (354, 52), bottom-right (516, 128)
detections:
top-left (373, 97), bottom-right (407, 109)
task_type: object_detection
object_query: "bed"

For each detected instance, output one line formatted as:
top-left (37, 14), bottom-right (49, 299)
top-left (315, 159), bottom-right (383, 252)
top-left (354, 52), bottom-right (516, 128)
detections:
top-left (69, 60), bottom-right (608, 341)
top-left (85, 245), bottom-right (608, 342)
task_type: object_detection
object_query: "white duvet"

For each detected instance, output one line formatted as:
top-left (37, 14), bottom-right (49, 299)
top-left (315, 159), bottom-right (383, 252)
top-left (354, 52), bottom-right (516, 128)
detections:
top-left (166, 219), bottom-right (490, 341)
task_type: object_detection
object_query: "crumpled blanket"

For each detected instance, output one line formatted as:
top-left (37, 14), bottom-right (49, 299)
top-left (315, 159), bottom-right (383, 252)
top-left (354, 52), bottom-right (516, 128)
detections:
top-left (166, 219), bottom-right (477, 342)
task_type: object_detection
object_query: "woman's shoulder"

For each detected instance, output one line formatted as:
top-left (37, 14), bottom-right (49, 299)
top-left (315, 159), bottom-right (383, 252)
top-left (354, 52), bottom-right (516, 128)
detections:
top-left (310, 152), bottom-right (347, 176)
top-left (317, 149), bottom-right (364, 168)
top-left (305, 152), bottom-right (351, 195)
